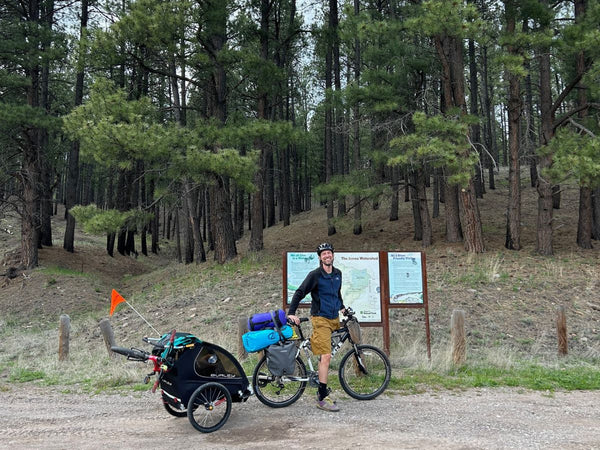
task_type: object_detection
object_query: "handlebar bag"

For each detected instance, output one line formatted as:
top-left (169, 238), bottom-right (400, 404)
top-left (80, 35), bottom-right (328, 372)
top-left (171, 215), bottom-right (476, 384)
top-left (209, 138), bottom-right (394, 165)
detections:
top-left (247, 309), bottom-right (287, 332)
top-left (265, 340), bottom-right (297, 376)
top-left (242, 325), bottom-right (293, 353)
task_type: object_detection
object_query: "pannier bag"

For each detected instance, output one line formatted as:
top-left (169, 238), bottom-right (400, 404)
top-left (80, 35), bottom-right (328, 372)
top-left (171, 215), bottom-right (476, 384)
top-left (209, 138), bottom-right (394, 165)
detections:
top-left (247, 309), bottom-right (287, 332)
top-left (242, 325), bottom-right (293, 353)
top-left (265, 340), bottom-right (297, 376)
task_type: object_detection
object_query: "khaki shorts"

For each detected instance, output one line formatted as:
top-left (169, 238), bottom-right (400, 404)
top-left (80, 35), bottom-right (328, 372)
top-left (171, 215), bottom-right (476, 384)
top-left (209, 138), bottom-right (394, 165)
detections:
top-left (310, 316), bottom-right (340, 355)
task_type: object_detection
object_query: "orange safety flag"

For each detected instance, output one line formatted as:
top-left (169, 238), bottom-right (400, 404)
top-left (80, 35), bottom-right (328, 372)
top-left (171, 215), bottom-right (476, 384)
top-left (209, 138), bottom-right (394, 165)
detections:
top-left (110, 289), bottom-right (126, 316)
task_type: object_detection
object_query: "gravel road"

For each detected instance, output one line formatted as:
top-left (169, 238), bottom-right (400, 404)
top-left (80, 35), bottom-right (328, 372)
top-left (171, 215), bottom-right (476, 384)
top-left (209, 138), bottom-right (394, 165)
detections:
top-left (1, 385), bottom-right (599, 449)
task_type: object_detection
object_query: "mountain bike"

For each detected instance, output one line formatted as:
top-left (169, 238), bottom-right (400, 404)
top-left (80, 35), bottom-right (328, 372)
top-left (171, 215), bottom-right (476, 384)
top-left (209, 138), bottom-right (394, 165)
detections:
top-left (111, 329), bottom-right (251, 433)
top-left (251, 308), bottom-right (391, 408)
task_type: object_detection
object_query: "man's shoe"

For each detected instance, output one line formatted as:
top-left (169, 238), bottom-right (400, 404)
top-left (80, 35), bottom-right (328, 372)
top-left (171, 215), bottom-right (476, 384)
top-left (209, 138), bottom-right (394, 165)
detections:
top-left (316, 395), bottom-right (339, 412)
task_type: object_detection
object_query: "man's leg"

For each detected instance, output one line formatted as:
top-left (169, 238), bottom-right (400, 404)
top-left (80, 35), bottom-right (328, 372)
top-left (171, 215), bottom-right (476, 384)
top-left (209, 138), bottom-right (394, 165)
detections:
top-left (318, 353), bottom-right (332, 399)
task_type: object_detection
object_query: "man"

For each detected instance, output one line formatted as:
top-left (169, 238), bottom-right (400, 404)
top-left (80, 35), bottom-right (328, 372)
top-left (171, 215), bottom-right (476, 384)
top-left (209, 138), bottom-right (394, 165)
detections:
top-left (288, 242), bottom-right (345, 412)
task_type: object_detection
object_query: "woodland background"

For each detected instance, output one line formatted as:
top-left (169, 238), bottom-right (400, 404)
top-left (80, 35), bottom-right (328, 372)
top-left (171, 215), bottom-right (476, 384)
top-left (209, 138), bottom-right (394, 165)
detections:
top-left (1, 0), bottom-right (600, 271)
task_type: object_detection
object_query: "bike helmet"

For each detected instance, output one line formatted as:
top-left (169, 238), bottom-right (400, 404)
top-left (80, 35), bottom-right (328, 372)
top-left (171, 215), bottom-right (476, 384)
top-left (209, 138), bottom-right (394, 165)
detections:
top-left (316, 242), bottom-right (334, 255)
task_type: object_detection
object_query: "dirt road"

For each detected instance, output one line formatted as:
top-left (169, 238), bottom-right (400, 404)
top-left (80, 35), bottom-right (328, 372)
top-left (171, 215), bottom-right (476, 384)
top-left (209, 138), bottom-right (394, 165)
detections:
top-left (1, 385), bottom-right (599, 449)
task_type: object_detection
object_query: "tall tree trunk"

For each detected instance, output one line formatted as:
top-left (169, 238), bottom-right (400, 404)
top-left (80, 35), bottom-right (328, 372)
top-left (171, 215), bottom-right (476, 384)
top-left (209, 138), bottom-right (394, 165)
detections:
top-left (184, 179), bottom-right (206, 263)
top-left (150, 180), bottom-right (159, 254)
top-left (468, 38), bottom-right (483, 199)
top-left (522, 20), bottom-right (538, 188)
top-left (331, 0), bottom-right (345, 217)
top-left (181, 191), bottom-right (193, 264)
top-left (575, 0), bottom-right (592, 249)
top-left (38, 0), bottom-right (54, 248)
top-left (592, 188), bottom-right (600, 240)
top-left (352, 0), bottom-right (362, 235)
top-left (410, 171), bottom-right (422, 240)
top-left (64, 0), bottom-right (87, 253)
top-left (536, 20), bottom-right (554, 256)
top-left (390, 167), bottom-right (399, 221)
top-left (505, 0), bottom-right (521, 251)
top-left (480, 46), bottom-right (496, 190)
top-left (416, 168), bottom-right (432, 247)
top-left (249, 0), bottom-right (271, 252)
top-left (435, 33), bottom-right (483, 248)
top-left (325, 38), bottom-right (335, 235)
top-left (205, 0), bottom-right (236, 262)
top-left (444, 179), bottom-right (462, 242)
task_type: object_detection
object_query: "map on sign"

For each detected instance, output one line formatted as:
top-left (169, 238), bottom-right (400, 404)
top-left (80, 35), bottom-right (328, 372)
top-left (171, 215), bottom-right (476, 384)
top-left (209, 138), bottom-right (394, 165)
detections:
top-left (388, 252), bottom-right (423, 304)
top-left (286, 252), bottom-right (381, 323)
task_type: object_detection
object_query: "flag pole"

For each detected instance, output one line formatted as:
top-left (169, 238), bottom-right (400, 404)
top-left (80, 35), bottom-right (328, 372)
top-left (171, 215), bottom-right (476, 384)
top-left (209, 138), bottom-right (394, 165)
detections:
top-left (124, 301), bottom-right (161, 336)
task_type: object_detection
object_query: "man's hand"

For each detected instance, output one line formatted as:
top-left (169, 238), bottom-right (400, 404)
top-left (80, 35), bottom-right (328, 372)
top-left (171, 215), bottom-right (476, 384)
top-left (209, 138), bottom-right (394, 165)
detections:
top-left (288, 314), bottom-right (300, 325)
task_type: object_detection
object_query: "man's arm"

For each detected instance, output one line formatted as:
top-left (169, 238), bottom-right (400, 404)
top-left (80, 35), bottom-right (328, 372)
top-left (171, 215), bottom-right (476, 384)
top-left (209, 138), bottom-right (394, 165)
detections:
top-left (337, 270), bottom-right (346, 313)
top-left (288, 269), bottom-right (318, 316)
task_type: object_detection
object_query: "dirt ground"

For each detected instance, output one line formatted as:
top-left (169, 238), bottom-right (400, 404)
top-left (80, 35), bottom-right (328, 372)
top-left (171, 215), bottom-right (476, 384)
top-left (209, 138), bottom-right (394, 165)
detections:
top-left (1, 384), bottom-right (599, 449)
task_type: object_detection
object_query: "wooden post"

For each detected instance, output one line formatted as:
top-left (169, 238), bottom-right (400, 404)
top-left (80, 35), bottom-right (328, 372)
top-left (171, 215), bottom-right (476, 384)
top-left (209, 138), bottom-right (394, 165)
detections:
top-left (557, 306), bottom-right (568, 356)
top-left (451, 309), bottom-right (466, 366)
top-left (58, 314), bottom-right (70, 361)
top-left (99, 318), bottom-right (117, 357)
top-left (238, 317), bottom-right (248, 360)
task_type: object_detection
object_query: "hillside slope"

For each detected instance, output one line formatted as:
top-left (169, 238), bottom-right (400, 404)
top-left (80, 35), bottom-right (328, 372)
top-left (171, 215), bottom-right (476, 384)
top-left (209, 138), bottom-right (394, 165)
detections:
top-left (1, 175), bottom-right (599, 361)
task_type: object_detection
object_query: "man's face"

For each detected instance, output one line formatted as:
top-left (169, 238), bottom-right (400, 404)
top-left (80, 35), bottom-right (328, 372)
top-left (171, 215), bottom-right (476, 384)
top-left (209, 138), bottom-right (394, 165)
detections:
top-left (319, 250), bottom-right (334, 266)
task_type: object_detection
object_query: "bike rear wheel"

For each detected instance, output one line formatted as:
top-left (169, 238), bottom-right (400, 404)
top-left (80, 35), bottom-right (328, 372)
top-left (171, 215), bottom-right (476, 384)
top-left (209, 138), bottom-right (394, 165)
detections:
top-left (187, 382), bottom-right (232, 433)
top-left (252, 355), bottom-right (307, 408)
top-left (338, 344), bottom-right (391, 400)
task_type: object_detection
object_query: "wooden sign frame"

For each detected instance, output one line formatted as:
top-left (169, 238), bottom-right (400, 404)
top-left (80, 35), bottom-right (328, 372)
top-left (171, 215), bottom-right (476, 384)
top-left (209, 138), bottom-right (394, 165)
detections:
top-left (282, 251), bottom-right (431, 357)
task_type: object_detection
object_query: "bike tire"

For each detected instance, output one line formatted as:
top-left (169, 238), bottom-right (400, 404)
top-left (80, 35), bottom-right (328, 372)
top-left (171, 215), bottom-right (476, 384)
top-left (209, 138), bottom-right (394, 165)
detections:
top-left (252, 355), bottom-right (307, 408)
top-left (338, 344), bottom-right (391, 400)
top-left (187, 382), bottom-right (232, 433)
top-left (110, 346), bottom-right (148, 361)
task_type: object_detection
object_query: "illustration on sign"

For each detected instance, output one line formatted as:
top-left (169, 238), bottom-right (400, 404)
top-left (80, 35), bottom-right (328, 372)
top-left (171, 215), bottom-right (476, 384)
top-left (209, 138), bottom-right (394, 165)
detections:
top-left (286, 252), bottom-right (381, 323)
top-left (286, 252), bottom-right (318, 305)
top-left (335, 253), bottom-right (381, 322)
top-left (388, 252), bottom-right (423, 304)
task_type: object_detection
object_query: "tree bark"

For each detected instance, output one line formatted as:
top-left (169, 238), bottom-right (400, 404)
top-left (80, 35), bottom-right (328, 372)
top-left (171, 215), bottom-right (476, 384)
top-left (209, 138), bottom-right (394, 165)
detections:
top-left (592, 188), bottom-right (600, 240)
top-left (184, 179), bottom-right (206, 263)
top-left (416, 168), bottom-right (432, 247)
top-left (205, 0), bottom-right (236, 262)
top-left (460, 180), bottom-right (485, 253)
top-left (575, 0), bottom-right (591, 249)
top-left (434, 33), bottom-right (483, 249)
top-left (504, 0), bottom-right (521, 251)
top-left (352, 0), bottom-right (362, 235)
top-left (64, 0), bottom-right (88, 253)
top-left (536, 40), bottom-right (554, 256)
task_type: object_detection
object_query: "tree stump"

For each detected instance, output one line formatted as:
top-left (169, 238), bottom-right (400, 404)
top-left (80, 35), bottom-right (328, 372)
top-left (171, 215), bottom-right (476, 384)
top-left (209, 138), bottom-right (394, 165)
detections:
top-left (557, 306), bottom-right (568, 356)
top-left (99, 318), bottom-right (116, 358)
top-left (58, 314), bottom-right (70, 361)
top-left (451, 309), bottom-right (466, 366)
top-left (238, 317), bottom-right (248, 361)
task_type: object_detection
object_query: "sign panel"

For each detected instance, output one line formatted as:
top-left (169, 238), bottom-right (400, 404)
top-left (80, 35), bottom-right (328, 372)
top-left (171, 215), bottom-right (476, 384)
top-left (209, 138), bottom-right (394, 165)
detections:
top-left (388, 252), bottom-right (424, 304)
top-left (285, 252), bottom-right (382, 323)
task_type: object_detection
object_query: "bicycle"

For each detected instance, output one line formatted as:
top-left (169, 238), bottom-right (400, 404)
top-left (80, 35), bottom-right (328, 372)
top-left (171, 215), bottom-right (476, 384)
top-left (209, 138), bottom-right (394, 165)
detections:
top-left (111, 329), bottom-right (251, 433)
top-left (251, 308), bottom-right (391, 408)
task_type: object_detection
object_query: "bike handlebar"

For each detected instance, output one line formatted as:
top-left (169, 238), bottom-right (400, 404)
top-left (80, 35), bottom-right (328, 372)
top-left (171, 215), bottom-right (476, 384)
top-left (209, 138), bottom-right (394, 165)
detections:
top-left (111, 346), bottom-right (149, 362)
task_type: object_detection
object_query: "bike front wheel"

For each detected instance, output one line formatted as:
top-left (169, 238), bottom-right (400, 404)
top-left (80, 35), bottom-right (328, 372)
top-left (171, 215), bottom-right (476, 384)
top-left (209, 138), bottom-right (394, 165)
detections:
top-left (252, 355), bottom-right (307, 408)
top-left (338, 344), bottom-right (391, 400)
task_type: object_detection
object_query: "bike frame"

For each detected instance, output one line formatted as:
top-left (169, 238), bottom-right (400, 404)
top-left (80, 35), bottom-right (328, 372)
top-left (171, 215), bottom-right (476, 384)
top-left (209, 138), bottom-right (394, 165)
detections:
top-left (283, 318), bottom-right (361, 384)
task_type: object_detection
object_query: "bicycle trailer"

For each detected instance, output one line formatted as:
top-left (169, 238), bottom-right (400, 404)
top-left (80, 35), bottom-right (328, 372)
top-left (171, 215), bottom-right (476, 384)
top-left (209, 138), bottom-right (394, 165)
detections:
top-left (112, 331), bottom-right (251, 433)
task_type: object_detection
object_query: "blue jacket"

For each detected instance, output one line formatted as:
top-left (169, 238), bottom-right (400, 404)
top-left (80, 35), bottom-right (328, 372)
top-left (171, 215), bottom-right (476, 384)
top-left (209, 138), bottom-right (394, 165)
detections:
top-left (288, 266), bottom-right (344, 319)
